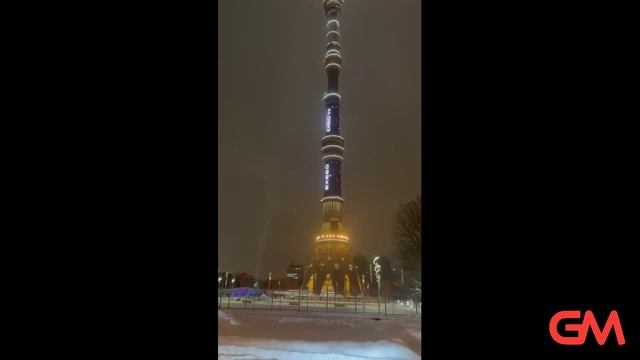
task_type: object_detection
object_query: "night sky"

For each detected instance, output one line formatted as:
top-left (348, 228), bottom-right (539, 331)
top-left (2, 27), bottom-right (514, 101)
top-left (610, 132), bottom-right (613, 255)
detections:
top-left (218, 0), bottom-right (421, 279)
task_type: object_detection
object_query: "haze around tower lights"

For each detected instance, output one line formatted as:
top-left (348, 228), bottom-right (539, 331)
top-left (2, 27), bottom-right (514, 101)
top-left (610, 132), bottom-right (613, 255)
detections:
top-left (218, 0), bottom-right (421, 278)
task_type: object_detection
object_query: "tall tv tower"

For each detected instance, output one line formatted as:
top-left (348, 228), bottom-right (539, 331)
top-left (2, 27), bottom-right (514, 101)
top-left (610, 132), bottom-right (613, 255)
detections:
top-left (307, 0), bottom-right (362, 296)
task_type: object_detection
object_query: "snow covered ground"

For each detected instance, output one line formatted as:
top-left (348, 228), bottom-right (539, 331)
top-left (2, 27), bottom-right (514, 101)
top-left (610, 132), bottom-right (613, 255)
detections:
top-left (219, 309), bottom-right (421, 359)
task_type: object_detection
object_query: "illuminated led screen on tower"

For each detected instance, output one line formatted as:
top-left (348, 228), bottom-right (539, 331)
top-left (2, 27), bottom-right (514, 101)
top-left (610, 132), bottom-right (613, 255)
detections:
top-left (324, 163), bottom-right (330, 190)
top-left (323, 159), bottom-right (341, 196)
top-left (325, 103), bottom-right (340, 134)
top-left (326, 108), bottom-right (332, 132)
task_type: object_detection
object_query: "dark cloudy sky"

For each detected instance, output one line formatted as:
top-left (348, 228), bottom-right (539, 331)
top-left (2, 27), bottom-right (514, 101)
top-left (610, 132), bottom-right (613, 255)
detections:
top-left (218, 0), bottom-right (420, 279)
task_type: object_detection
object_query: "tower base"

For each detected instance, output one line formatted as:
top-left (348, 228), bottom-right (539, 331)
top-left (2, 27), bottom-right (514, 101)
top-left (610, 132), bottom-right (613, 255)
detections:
top-left (306, 240), bottom-right (361, 296)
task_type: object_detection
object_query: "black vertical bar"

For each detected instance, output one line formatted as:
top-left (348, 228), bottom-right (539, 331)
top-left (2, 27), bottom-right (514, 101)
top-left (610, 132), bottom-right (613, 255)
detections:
top-left (325, 286), bottom-right (329, 312)
top-left (384, 297), bottom-right (387, 316)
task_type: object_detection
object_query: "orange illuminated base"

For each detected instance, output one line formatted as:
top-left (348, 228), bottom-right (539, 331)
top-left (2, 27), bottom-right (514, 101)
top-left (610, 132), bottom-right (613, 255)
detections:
top-left (305, 239), bottom-right (361, 295)
top-left (306, 273), bottom-right (351, 294)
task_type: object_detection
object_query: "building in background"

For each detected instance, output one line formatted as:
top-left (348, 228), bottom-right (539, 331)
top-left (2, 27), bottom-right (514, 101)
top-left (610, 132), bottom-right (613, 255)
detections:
top-left (285, 263), bottom-right (304, 280)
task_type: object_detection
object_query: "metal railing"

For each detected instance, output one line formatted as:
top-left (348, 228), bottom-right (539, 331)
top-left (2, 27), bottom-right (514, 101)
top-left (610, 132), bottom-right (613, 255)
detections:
top-left (217, 289), bottom-right (421, 316)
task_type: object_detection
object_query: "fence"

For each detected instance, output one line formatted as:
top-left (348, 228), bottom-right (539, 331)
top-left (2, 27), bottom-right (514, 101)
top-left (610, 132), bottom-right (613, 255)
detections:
top-left (217, 288), bottom-right (421, 316)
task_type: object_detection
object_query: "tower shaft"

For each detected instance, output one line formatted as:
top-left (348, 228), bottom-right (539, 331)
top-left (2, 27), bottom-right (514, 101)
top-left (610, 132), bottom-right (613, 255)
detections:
top-left (307, 0), bottom-right (362, 296)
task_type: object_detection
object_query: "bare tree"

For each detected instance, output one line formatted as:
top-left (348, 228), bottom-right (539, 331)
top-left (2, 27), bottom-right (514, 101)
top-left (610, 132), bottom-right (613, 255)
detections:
top-left (393, 195), bottom-right (421, 286)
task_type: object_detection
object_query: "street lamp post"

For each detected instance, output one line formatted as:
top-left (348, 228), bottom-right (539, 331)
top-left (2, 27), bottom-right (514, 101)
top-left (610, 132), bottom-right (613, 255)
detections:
top-left (268, 272), bottom-right (272, 290)
top-left (373, 256), bottom-right (382, 315)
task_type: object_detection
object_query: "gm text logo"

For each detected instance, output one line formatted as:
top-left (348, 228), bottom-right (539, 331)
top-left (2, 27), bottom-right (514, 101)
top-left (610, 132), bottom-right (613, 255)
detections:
top-left (549, 310), bottom-right (626, 345)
